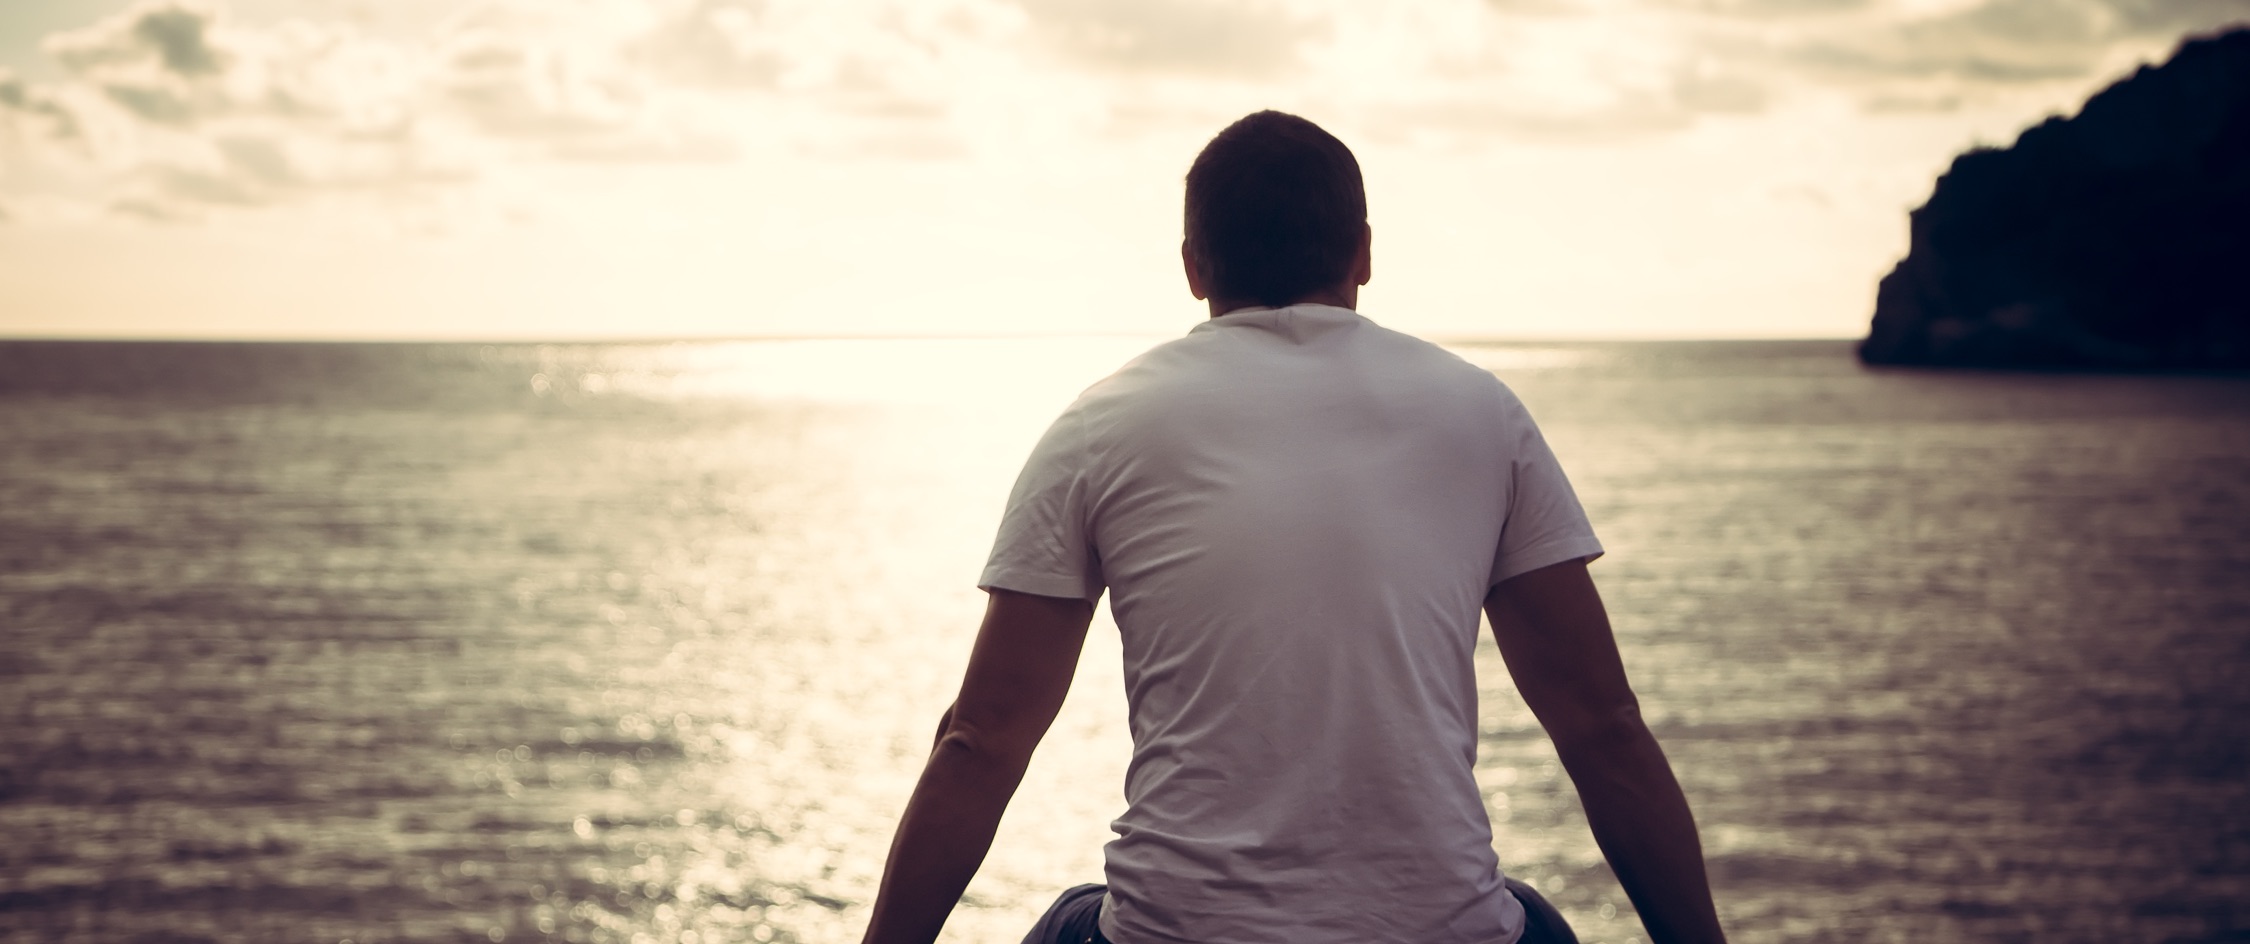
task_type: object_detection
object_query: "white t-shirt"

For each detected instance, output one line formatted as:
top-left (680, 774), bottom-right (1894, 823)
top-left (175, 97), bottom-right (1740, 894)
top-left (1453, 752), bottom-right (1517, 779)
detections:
top-left (979, 304), bottom-right (1604, 944)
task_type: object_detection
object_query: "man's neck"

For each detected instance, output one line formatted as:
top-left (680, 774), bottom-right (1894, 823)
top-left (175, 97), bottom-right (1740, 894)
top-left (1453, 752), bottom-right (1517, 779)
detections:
top-left (1207, 283), bottom-right (1358, 318)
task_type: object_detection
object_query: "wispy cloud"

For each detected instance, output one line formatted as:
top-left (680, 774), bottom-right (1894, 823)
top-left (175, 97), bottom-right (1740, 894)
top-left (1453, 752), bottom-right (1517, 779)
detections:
top-left (1410, 0), bottom-right (2247, 127)
top-left (433, 10), bottom-right (737, 163)
top-left (4, 0), bottom-right (751, 219)
top-left (0, 66), bottom-right (84, 143)
top-left (1768, 0), bottom-right (2246, 108)
top-left (2, 0), bottom-right (2240, 224)
top-left (13, 3), bottom-right (464, 215)
top-left (1018, 0), bottom-right (1326, 77)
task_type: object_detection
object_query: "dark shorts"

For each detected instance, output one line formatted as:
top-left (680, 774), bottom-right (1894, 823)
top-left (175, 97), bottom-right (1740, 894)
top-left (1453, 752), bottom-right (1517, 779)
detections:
top-left (1021, 879), bottom-right (1578, 944)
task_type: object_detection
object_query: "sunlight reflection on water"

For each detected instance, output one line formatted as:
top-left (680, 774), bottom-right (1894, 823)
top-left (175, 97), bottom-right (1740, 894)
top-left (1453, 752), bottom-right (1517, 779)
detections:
top-left (490, 338), bottom-right (1170, 410)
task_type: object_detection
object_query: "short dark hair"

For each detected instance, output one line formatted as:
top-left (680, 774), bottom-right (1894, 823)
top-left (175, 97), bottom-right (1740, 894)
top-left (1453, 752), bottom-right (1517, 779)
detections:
top-left (1184, 111), bottom-right (1367, 308)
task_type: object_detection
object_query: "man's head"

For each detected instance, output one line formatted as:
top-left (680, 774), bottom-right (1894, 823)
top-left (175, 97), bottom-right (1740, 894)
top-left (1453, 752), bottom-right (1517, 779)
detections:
top-left (1183, 111), bottom-right (1369, 311)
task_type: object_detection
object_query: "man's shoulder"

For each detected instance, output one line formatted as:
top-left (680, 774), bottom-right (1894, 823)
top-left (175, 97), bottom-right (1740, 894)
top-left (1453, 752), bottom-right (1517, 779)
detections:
top-left (1363, 320), bottom-right (1505, 373)
top-left (1065, 331), bottom-right (1231, 410)
top-left (1350, 320), bottom-right (1528, 414)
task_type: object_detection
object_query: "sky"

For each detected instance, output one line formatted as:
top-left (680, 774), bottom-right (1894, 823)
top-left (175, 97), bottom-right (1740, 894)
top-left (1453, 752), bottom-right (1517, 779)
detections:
top-left (0, 0), bottom-right (2243, 340)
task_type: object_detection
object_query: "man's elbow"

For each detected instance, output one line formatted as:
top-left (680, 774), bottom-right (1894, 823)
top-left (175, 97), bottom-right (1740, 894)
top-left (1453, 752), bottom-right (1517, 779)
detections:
top-left (1542, 698), bottom-right (1654, 761)
top-left (930, 712), bottom-right (1039, 773)
top-left (931, 703), bottom-right (955, 753)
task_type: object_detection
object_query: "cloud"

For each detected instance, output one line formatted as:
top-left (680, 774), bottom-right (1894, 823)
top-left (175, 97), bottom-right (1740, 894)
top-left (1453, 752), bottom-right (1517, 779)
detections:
top-left (620, 0), bottom-right (1003, 162)
top-left (433, 23), bottom-right (733, 161)
top-left (1, 0), bottom-right (764, 220)
top-left (42, 1), bottom-right (232, 125)
top-left (1794, 0), bottom-right (2124, 83)
top-left (1346, 60), bottom-right (1770, 144)
top-left (17, 2), bottom-right (467, 212)
top-left (1785, 0), bottom-right (2250, 94)
top-left (2105, 0), bottom-right (2250, 35)
top-left (1018, 0), bottom-right (1327, 78)
top-left (1432, 0), bottom-right (2248, 123)
top-left (1671, 60), bottom-right (1771, 112)
top-left (0, 67), bottom-right (84, 142)
top-left (1367, 95), bottom-right (1693, 142)
top-left (630, 0), bottom-right (792, 89)
top-left (1307, 4), bottom-right (1790, 144)
top-left (111, 194), bottom-right (196, 221)
top-left (48, 2), bottom-right (226, 76)
top-left (1646, 0), bottom-right (1870, 15)
top-left (1483, 0), bottom-right (1593, 17)
top-left (2, 0), bottom-right (2241, 224)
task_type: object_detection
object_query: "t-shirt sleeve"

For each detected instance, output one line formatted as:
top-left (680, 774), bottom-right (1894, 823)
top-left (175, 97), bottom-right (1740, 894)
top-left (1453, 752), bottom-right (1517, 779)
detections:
top-left (1490, 394), bottom-right (1605, 586)
top-left (978, 408), bottom-right (1107, 602)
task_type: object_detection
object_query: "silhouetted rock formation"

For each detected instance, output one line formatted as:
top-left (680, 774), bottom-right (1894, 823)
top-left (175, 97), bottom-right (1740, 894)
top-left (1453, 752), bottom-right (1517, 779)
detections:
top-left (1859, 26), bottom-right (2250, 369)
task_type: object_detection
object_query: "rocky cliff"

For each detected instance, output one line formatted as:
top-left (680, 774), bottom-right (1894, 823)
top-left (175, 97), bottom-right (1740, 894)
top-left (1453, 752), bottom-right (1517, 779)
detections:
top-left (1859, 26), bottom-right (2250, 369)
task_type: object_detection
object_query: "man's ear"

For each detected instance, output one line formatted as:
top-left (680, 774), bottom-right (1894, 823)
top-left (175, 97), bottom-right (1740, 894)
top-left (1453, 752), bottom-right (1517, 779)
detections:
top-left (1353, 222), bottom-right (1373, 287)
top-left (1182, 240), bottom-right (1210, 301)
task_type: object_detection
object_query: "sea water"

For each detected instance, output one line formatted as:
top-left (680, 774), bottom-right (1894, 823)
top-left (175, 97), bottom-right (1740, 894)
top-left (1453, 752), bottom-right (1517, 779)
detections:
top-left (1, 337), bottom-right (2245, 944)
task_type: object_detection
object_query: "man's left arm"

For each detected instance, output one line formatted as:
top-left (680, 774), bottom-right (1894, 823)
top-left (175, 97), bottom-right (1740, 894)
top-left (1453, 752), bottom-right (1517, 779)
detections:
top-left (861, 588), bottom-right (1096, 944)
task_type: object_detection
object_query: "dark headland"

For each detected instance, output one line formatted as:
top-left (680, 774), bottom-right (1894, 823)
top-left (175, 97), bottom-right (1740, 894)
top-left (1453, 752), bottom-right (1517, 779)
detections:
top-left (1859, 25), bottom-right (2250, 370)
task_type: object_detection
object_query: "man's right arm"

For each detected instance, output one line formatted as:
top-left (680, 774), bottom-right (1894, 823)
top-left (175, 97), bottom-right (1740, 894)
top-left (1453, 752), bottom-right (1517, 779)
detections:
top-left (1485, 559), bottom-right (1727, 944)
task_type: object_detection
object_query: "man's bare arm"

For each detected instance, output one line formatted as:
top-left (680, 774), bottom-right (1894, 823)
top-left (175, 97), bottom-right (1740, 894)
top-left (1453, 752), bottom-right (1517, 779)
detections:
top-left (1486, 560), bottom-right (1726, 944)
top-left (861, 588), bottom-right (1096, 944)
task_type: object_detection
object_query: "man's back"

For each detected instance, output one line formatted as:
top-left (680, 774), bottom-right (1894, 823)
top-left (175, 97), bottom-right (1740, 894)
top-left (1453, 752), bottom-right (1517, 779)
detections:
top-left (980, 303), bottom-right (1604, 944)
top-left (858, 110), bottom-right (1723, 944)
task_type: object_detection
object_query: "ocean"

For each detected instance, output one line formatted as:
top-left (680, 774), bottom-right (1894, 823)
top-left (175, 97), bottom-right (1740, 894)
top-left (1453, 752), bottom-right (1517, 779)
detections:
top-left (1, 337), bottom-right (2245, 944)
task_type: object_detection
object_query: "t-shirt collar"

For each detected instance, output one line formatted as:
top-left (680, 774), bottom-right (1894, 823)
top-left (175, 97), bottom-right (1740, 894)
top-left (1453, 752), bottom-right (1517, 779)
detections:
top-left (1189, 303), bottom-right (1367, 336)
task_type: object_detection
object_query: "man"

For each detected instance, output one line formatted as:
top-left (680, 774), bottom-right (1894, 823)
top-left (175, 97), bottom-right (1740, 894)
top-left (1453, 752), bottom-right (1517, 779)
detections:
top-left (860, 111), bottom-right (1727, 944)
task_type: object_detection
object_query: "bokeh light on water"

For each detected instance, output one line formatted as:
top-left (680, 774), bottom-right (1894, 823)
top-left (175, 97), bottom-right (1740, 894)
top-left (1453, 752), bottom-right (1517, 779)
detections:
top-left (1, 337), bottom-right (2246, 944)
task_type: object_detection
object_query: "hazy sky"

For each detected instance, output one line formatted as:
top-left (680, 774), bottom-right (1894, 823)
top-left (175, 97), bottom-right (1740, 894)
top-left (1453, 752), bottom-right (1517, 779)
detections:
top-left (1, 0), bottom-right (2242, 340)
